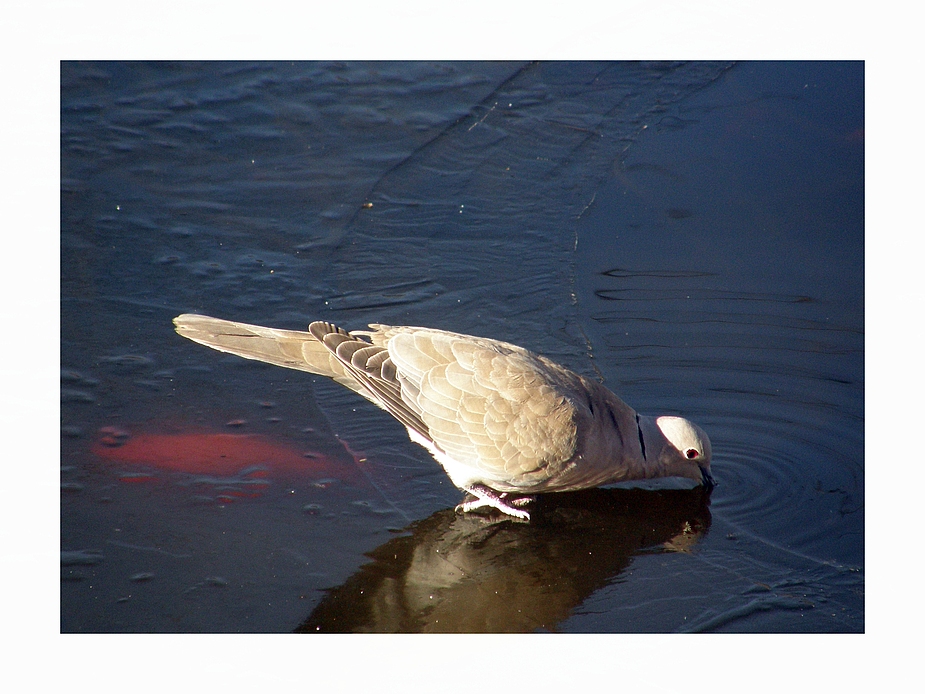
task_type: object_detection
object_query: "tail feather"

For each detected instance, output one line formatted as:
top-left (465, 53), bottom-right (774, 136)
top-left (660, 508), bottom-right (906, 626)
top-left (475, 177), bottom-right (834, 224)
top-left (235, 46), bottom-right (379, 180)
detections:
top-left (172, 314), bottom-right (370, 400)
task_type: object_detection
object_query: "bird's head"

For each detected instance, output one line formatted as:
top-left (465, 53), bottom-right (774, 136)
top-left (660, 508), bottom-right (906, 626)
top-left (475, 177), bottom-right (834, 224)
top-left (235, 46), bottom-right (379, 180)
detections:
top-left (641, 415), bottom-right (715, 489)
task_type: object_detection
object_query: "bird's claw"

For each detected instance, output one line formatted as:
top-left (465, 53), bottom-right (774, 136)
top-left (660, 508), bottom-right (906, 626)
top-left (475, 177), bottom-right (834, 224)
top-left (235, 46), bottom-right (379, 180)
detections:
top-left (456, 484), bottom-right (534, 521)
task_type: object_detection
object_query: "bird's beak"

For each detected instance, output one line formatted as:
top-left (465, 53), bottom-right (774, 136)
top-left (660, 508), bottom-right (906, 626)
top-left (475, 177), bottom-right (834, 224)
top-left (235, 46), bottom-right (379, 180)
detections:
top-left (700, 466), bottom-right (717, 491)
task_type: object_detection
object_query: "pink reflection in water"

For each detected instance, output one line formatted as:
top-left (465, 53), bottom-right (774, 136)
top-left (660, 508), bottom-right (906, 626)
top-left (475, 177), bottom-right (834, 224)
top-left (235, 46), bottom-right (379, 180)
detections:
top-left (91, 427), bottom-right (363, 500)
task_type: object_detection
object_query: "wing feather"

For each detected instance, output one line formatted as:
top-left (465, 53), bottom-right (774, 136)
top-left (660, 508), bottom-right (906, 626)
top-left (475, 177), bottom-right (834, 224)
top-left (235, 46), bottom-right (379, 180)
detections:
top-left (384, 328), bottom-right (581, 487)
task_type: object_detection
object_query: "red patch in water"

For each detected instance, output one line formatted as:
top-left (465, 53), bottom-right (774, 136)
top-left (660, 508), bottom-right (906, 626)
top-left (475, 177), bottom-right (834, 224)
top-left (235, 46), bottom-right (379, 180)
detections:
top-left (91, 429), bottom-right (359, 483)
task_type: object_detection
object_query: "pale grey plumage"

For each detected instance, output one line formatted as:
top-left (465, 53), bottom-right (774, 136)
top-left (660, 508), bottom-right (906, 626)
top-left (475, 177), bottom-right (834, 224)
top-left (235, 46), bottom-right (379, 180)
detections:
top-left (173, 314), bottom-right (714, 520)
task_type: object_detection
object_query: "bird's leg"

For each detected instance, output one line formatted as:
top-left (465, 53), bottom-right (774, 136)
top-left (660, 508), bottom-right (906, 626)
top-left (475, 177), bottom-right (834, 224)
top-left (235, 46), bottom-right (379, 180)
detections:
top-left (456, 484), bottom-right (534, 521)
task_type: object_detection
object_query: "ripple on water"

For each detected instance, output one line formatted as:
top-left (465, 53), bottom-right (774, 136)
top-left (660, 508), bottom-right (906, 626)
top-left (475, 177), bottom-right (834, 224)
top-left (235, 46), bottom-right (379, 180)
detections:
top-left (585, 271), bottom-right (862, 570)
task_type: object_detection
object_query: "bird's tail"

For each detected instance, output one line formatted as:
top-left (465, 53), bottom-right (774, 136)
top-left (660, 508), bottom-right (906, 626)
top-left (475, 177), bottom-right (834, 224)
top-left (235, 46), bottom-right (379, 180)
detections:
top-left (173, 314), bottom-right (368, 398)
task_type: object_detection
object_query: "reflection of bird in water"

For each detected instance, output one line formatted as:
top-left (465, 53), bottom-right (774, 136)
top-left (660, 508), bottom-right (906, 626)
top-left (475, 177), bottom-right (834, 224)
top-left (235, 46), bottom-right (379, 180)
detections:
top-left (174, 314), bottom-right (714, 520)
top-left (296, 487), bottom-right (712, 632)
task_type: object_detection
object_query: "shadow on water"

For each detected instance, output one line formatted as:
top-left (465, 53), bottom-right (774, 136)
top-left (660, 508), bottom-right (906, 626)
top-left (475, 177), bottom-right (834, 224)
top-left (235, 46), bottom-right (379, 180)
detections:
top-left (297, 487), bottom-right (712, 633)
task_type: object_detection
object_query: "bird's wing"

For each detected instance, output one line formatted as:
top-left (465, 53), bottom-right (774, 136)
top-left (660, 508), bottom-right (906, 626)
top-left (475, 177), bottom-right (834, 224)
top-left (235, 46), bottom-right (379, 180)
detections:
top-left (377, 326), bottom-right (585, 489)
top-left (307, 321), bottom-right (430, 441)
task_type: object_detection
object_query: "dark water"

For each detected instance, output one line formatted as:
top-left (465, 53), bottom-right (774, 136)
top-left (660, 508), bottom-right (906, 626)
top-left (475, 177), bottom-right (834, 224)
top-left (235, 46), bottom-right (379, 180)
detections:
top-left (61, 61), bottom-right (863, 633)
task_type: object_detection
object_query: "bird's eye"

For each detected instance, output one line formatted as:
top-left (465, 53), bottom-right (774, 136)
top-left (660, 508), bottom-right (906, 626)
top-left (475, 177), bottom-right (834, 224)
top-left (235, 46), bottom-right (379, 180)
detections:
top-left (685, 449), bottom-right (699, 460)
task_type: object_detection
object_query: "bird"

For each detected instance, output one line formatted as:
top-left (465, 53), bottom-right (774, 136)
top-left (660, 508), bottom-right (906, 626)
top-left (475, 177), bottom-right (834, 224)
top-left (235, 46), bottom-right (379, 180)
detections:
top-left (173, 314), bottom-right (714, 520)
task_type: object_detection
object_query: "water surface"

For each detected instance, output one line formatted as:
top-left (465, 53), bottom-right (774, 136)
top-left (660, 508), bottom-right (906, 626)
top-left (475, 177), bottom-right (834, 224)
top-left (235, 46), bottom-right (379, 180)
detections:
top-left (61, 61), bottom-right (863, 632)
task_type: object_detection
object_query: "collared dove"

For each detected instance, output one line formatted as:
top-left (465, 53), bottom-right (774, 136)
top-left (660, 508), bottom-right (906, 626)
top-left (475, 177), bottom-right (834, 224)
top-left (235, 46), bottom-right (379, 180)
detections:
top-left (173, 314), bottom-right (714, 520)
